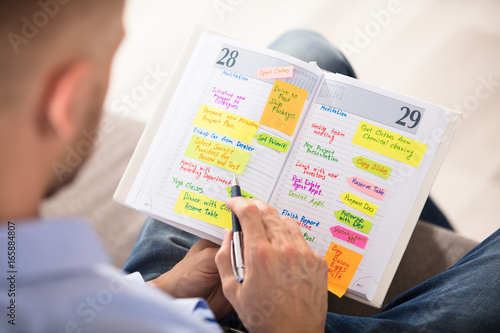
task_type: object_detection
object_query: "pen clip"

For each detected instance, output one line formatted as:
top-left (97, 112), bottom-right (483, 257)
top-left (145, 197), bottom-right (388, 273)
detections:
top-left (230, 239), bottom-right (244, 283)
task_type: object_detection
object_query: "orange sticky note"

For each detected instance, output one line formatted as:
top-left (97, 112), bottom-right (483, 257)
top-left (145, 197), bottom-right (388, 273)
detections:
top-left (323, 242), bottom-right (363, 298)
top-left (260, 80), bottom-right (308, 136)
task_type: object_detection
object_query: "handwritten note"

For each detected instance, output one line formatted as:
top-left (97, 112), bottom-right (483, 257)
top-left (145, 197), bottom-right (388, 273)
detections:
top-left (303, 141), bottom-right (338, 162)
top-left (352, 156), bottom-right (391, 179)
top-left (179, 160), bottom-right (231, 186)
top-left (346, 176), bottom-right (386, 200)
top-left (211, 87), bottom-right (246, 111)
top-left (352, 121), bottom-right (427, 167)
top-left (254, 133), bottom-right (290, 153)
top-left (311, 123), bottom-right (345, 144)
top-left (295, 160), bottom-right (339, 180)
top-left (260, 80), bottom-right (308, 136)
top-left (173, 190), bottom-right (231, 229)
top-left (334, 210), bottom-right (373, 234)
top-left (193, 126), bottom-right (256, 152)
top-left (324, 242), bottom-right (363, 298)
top-left (172, 176), bottom-right (204, 194)
top-left (192, 104), bottom-right (259, 144)
top-left (255, 65), bottom-right (294, 80)
top-left (184, 135), bottom-right (251, 174)
top-left (340, 192), bottom-right (378, 217)
top-left (292, 175), bottom-right (322, 196)
top-left (282, 209), bottom-right (323, 230)
top-left (330, 225), bottom-right (369, 249)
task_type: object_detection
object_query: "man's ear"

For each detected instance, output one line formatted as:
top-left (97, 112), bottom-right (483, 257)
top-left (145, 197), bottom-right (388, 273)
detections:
top-left (45, 60), bottom-right (92, 141)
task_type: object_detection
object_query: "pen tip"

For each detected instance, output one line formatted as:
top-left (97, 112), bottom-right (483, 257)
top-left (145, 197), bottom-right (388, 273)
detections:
top-left (232, 174), bottom-right (239, 186)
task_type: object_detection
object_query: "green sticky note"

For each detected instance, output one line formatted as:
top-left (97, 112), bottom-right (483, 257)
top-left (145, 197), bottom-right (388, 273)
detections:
top-left (254, 133), bottom-right (290, 153)
top-left (334, 210), bottom-right (373, 234)
top-left (352, 156), bottom-right (392, 179)
top-left (225, 187), bottom-right (256, 199)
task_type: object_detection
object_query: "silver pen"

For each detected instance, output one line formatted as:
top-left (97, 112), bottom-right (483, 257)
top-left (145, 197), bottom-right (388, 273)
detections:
top-left (230, 175), bottom-right (245, 283)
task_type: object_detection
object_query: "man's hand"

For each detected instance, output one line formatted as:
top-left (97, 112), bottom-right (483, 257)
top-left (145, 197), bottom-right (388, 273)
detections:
top-left (215, 198), bottom-right (328, 333)
top-left (148, 239), bottom-right (233, 320)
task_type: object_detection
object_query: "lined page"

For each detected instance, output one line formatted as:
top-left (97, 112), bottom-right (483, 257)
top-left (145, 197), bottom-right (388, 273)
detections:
top-left (269, 73), bottom-right (450, 300)
top-left (125, 32), bottom-right (324, 241)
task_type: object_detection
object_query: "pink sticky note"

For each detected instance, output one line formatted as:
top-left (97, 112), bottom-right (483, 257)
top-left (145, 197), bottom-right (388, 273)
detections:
top-left (330, 225), bottom-right (369, 249)
top-left (255, 65), bottom-right (294, 79)
top-left (346, 176), bottom-right (386, 200)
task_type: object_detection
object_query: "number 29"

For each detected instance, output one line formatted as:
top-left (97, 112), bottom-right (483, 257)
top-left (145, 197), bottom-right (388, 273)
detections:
top-left (396, 106), bottom-right (421, 129)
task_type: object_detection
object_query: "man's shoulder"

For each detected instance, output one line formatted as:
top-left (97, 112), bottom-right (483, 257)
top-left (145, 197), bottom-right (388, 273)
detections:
top-left (1, 217), bottom-right (109, 277)
top-left (0, 218), bottom-right (222, 332)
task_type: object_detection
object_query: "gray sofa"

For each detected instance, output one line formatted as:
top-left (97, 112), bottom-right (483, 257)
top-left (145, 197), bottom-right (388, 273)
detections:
top-left (41, 113), bottom-right (479, 317)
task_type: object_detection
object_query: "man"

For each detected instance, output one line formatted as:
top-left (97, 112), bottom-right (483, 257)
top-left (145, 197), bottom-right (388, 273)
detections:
top-left (0, 1), bottom-right (227, 331)
top-left (0, 1), bottom-right (328, 332)
top-left (1, 1), bottom-right (498, 333)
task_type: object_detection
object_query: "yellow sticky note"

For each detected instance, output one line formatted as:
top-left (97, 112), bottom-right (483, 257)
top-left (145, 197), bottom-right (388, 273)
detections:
top-left (340, 192), bottom-right (378, 217)
top-left (324, 242), bottom-right (363, 298)
top-left (260, 80), bottom-right (308, 136)
top-left (184, 135), bottom-right (251, 174)
top-left (193, 104), bottom-right (260, 144)
top-left (352, 121), bottom-right (427, 167)
top-left (173, 190), bottom-right (232, 229)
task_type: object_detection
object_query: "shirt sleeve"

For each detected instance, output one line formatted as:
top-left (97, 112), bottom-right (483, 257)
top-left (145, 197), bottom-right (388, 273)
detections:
top-left (124, 271), bottom-right (146, 284)
top-left (124, 270), bottom-right (220, 331)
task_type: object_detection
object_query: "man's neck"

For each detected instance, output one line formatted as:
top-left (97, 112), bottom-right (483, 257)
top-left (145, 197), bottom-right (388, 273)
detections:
top-left (0, 190), bottom-right (40, 223)
top-left (0, 111), bottom-right (47, 222)
top-left (0, 146), bottom-right (43, 222)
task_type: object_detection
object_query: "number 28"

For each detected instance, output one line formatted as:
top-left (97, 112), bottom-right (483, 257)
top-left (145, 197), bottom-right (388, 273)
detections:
top-left (396, 106), bottom-right (421, 129)
top-left (216, 48), bottom-right (239, 67)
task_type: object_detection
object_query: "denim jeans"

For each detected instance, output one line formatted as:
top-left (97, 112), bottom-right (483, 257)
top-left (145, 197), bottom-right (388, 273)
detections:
top-left (125, 218), bottom-right (500, 332)
top-left (124, 30), bottom-right (499, 332)
top-left (325, 227), bottom-right (500, 332)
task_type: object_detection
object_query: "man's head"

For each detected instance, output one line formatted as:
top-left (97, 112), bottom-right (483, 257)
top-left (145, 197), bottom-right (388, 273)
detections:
top-left (0, 0), bottom-right (125, 221)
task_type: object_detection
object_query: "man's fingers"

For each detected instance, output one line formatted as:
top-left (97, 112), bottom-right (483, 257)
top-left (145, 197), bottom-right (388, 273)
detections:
top-left (189, 239), bottom-right (220, 253)
top-left (281, 215), bottom-right (309, 245)
top-left (227, 198), bottom-right (298, 246)
top-left (252, 200), bottom-right (291, 242)
top-left (215, 229), bottom-right (238, 295)
top-left (225, 197), bottom-right (267, 241)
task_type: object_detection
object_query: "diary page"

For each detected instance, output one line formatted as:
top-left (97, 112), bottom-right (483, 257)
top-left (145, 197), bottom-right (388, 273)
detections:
top-left (269, 73), bottom-right (451, 301)
top-left (124, 32), bottom-right (324, 242)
